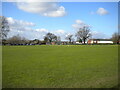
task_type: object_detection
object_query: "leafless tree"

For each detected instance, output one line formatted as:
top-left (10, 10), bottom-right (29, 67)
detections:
top-left (7, 35), bottom-right (27, 45)
top-left (56, 36), bottom-right (61, 45)
top-left (0, 16), bottom-right (10, 40)
top-left (112, 32), bottom-right (120, 44)
top-left (65, 34), bottom-right (73, 44)
top-left (76, 26), bottom-right (91, 44)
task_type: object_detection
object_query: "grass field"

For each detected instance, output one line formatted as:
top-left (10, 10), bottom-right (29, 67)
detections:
top-left (2, 45), bottom-right (118, 88)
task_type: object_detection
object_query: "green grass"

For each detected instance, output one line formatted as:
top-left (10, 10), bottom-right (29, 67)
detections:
top-left (2, 45), bottom-right (118, 88)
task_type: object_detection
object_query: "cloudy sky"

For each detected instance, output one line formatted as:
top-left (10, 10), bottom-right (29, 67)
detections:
top-left (2, 1), bottom-right (118, 40)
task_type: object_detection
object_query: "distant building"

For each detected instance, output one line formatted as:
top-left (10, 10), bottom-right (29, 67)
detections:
top-left (75, 42), bottom-right (82, 44)
top-left (61, 41), bottom-right (68, 45)
top-left (51, 42), bottom-right (56, 45)
top-left (87, 39), bottom-right (113, 44)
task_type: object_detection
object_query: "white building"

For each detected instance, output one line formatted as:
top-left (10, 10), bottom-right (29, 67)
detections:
top-left (87, 39), bottom-right (113, 44)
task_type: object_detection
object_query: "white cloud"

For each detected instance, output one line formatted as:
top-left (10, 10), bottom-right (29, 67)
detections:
top-left (53, 29), bottom-right (65, 40)
top-left (51, 29), bottom-right (73, 41)
top-left (6, 17), bottom-right (68, 40)
top-left (72, 20), bottom-right (110, 39)
top-left (65, 33), bottom-right (72, 37)
top-left (96, 8), bottom-right (108, 15)
top-left (6, 17), bottom-right (36, 39)
top-left (91, 31), bottom-right (109, 39)
top-left (35, 28), bottom-right (48, 32)
top-left (6, 17), bottom-right (71, 40)
top-left (75, 20), bottom-right (84, 24)
top-left (90, 8), bottom-right (109, 15)
top-left (16, 1), bottom-right (66, 17)
top-left (43, 6), bottom-right (66, 17)
top-left (7, 17), bottom-right (35, 28)
top-left (54, 29), bottom-right (65, 34)
top-left (72, 20), bottom-right (90, 30)
top-left (33, 29), bottom-right (68, 40)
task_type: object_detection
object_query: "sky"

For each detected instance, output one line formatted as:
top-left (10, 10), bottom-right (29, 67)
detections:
top-left (2, 1), bottom-right (118, 40)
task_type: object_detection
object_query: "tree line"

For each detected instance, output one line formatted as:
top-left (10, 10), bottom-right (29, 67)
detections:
top-left (0, 16), bottom-right (120, 45)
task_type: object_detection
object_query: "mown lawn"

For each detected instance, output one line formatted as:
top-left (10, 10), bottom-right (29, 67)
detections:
top-left (2, 45), bottom-right (118, 88)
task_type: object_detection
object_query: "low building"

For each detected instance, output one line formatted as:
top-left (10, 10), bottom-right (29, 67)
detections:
top-left (61, 41), bottom-right (68, 45)
top-left (75, 42), bottom-right (82, 44)
top-left (51, 42), bottom-right (56, 45)
top-left (88, 39), bottom-right (113, 44)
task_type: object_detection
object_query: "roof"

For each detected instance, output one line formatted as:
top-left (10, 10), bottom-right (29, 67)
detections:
top-left (89, 39), bottom-right (112, 41)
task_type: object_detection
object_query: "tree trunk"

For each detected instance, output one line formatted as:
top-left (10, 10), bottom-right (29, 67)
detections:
top-left (83, 39), bottom-right (86, 44)
top-left (69, 39), bottom-right (71, 44)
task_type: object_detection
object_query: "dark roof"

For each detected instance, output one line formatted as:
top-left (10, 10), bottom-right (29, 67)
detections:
top-left (89, 39), bottom-right (112, 41)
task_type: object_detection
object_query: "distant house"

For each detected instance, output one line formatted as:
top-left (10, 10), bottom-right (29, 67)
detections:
top-left (51, 42), bottom-right (56, 45)
top-left (75, 42), bottom-right (82, 44)
top-left (61, 41), bottom-right (68, 45)
top-left (87, 39), bottom-right (113, 44)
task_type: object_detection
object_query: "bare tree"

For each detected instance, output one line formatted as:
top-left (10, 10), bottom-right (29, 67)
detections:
top-left (44, 33), bottom-right (57, 44)
top-left (56, 36), bottom-right (61, 45)
top-left (65, 34), bottom-right (73, 44)
top-left (0, 16), bottom-right (10, 40)
top-left (76, 37), bottom-right (82, 43)
top-left (33, 39), bottom-right (40, 45)
top-left (112, 32), bottom-right (120, 44)
top-left (75, 26), bottom-right (91, 44)
top-left (7, 35), bottom-right (27, 45)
